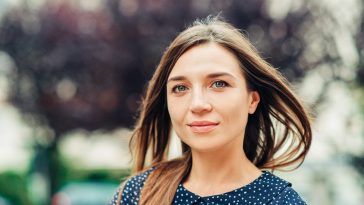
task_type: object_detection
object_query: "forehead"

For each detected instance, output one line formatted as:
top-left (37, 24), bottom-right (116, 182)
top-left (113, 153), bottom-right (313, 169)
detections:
top-left (169, 43), bottom-right (244, 78)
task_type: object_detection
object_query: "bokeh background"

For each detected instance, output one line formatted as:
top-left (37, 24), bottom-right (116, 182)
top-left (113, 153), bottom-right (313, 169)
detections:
top-left (0, 0), bottom-right (363, 204)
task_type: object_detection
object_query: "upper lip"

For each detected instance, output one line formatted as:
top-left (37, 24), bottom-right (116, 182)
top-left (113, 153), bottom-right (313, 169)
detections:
top-left (187, 121), bottom-right (219, 126)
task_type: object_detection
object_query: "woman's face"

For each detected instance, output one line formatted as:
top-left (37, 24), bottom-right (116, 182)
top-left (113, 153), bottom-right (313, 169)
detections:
top-left (166, 43), bottom-right (260, 153)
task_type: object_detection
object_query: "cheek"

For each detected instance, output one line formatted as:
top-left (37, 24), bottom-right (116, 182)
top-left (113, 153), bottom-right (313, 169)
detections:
top-left (167, 97), bottom-right (186, 125)
top-left (167, 100), bottom-right (187, 142)
top-left (213, 93), bottom-right (250, 123)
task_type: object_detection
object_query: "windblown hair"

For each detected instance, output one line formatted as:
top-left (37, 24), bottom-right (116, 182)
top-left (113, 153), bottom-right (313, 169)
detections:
top-left (118, 16), bottom-right (312, 205)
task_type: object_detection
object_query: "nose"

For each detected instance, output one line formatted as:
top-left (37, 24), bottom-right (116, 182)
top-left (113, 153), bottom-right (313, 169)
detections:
top-left (189, 89), bottom-right (212, 114)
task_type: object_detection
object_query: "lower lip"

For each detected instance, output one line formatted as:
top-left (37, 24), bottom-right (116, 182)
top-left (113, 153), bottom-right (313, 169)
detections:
top-left (189, 124), bottom-right (218, 133)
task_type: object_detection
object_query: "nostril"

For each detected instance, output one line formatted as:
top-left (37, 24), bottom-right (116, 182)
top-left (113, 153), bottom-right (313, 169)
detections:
top-left (189, 90), bottom-right (212, 113)
top-left (190, 101), bottom-right (212, 113)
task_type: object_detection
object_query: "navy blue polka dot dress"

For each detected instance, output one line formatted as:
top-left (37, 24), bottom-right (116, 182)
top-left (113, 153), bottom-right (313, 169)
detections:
top-left (111, 168), bottom-right (307, 204)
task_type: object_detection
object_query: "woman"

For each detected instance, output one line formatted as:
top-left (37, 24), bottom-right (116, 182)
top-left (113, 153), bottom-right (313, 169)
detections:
top-left (111, 16), bottom-right (312, 205)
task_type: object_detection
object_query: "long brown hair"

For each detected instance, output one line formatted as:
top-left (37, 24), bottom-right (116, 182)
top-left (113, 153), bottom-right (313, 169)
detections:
top-left (121, 16), bottom-right (312, 205)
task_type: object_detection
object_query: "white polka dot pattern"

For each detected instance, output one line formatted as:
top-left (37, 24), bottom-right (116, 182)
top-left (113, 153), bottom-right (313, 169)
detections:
top-left (110, 170), bottom-right (307, 204)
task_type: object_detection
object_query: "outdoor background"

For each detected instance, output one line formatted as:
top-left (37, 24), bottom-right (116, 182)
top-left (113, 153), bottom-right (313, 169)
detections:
top-left (0, 0), bottom-right (363, 204)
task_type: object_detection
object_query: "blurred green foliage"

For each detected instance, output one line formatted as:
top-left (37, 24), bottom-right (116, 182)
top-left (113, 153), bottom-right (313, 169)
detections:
top-left (0, 172), bottom-right (31, 205)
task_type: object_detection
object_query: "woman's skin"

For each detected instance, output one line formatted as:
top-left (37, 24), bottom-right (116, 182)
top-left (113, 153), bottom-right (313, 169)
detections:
top-left (166, 43), bottom-right (262, 197)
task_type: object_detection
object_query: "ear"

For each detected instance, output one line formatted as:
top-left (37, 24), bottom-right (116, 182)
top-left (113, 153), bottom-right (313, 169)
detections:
top-left (248, 91), bottom-right (260, 114)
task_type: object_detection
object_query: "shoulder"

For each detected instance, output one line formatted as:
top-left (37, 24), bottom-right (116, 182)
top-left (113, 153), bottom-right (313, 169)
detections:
top-left (269, 186), bottom-right (307, 205)
top-left (110, 167), bottom-right (155, 205)
top-left (260, 172), bottom-right (307, 205)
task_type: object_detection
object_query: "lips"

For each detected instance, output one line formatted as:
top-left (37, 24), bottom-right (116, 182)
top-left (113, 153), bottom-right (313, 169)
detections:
top-left (187, 121), bottom-right (219, 133)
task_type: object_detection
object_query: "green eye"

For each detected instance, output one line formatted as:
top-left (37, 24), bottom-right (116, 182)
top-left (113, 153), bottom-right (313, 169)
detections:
top-left (172, 85), bottom-right (187, 93)
top-left (212, 80), bottom-right (227, 88)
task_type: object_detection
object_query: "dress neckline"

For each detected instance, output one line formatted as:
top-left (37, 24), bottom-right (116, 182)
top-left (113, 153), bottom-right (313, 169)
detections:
top-left (179, 171), bottom-right (270, 198)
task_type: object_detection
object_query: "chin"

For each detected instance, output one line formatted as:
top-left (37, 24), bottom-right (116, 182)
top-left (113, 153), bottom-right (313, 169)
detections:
top-left (187, 142), bottom-right (226, 153)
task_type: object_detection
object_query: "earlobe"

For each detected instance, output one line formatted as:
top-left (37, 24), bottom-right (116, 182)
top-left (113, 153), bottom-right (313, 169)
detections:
top-left (248, 91), bottom-right (260, 114)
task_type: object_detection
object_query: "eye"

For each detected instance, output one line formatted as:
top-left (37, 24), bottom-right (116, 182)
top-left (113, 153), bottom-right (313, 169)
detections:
top-left (172, 85), bottom-right (188, 93)
top-left (211, 80), bottom-right (228, 88)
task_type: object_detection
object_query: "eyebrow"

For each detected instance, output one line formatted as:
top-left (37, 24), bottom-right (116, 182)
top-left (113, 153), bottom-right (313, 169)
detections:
top-left (167, 72), bottom-right (236, 83)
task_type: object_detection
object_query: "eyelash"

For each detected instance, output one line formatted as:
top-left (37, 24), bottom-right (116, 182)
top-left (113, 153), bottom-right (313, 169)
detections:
top-left (171, 80), bottom-right (229, 93)
top-left (171, 85), bottom-right (188, 93)
top-left (211, 80), bottom-right (229, 88)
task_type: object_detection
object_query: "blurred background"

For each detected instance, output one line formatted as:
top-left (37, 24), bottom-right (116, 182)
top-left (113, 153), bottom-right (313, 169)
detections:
top-left (0, 0), bottom-right (363, 204)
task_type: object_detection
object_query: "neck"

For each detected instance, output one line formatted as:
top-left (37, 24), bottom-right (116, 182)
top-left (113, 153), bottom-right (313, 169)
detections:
top-left (183, 146), bottom-right (262, 196)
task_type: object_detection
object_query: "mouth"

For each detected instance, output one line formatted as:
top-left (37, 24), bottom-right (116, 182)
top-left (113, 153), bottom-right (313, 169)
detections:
top-left (187, 121), bottom-right (219, 133)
